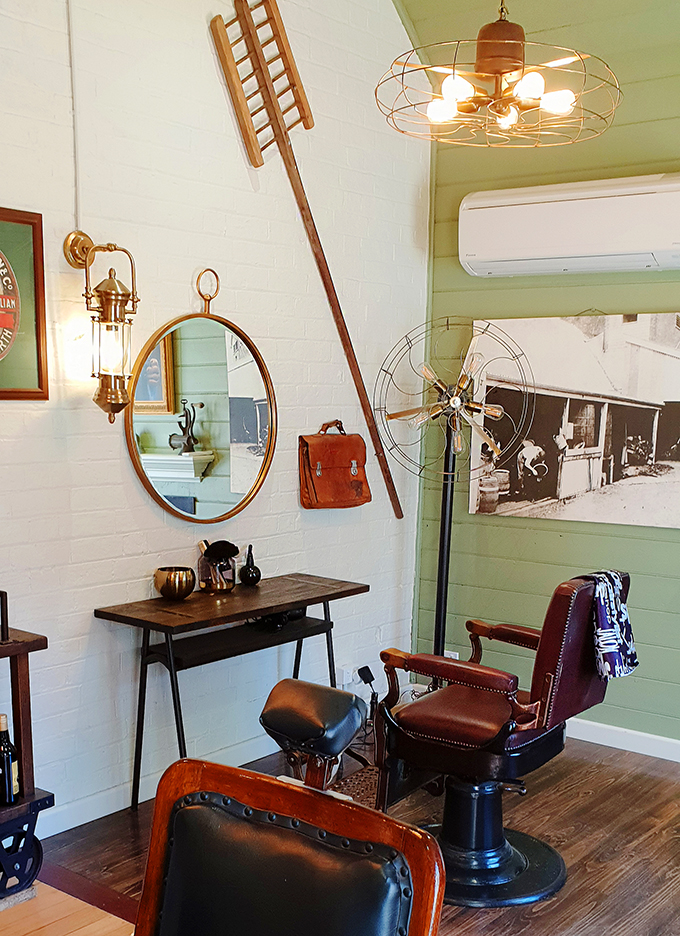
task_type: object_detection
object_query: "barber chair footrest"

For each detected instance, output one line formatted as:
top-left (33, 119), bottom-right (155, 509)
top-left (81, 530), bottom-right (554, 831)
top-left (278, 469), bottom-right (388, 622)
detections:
top-left (439, 828), bottom-right (566, 908)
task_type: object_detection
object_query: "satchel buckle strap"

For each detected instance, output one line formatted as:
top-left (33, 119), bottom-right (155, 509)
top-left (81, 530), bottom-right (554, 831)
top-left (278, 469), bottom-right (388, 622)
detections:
top-left (350, 460), bottom-right (358, 476)
top-left (316, 462), bottom-right (322, 477)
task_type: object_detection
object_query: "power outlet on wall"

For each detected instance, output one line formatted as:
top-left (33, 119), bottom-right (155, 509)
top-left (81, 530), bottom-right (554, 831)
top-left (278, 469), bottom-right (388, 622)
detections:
top-left (444, 650), bottom-right (459, 659)
top-left (336, 666), bottom-right (353, 686)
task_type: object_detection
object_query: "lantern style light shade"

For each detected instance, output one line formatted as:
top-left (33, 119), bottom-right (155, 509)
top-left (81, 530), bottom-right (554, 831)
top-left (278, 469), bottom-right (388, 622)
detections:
top-left (375, 2), bottom-right (621, 147)
top-left (64, 231), bottom-right (139, 423)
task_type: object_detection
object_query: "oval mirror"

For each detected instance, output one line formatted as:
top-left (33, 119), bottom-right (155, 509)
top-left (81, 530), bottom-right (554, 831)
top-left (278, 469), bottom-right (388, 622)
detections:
top-left (124, 312), bottom-right (276, 523)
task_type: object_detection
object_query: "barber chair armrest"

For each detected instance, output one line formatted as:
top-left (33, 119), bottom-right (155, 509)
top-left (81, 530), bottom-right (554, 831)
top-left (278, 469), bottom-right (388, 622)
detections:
top-left (465, 619), bottom-right (541, 663)
top-left (380, 648), bottom-right (414, 706)
top-left (380, 647), bottom-right (519, 700)
top-left (403, 653), bottom-right (519, 694)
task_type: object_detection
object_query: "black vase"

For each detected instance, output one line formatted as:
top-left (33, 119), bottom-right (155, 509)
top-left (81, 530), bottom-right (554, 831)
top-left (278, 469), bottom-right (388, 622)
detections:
top-left (239, 544), bottom-right (261, 586)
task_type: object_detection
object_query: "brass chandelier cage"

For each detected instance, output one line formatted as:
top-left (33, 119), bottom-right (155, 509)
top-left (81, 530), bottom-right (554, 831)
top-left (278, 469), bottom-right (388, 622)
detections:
top-left (375, 2), bottom-right (621, 147)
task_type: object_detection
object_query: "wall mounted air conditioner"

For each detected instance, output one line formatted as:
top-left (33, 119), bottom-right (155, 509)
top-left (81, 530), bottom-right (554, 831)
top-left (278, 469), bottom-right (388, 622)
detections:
top-left (458, 173), bottom-right (680, 277)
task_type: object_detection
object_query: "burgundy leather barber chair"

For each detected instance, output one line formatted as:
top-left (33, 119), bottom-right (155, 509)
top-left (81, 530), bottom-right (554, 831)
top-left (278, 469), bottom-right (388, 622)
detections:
top-left (376, 574), bottom-right (629, 908)
top-left (135, 759), bottom-right (445, 936)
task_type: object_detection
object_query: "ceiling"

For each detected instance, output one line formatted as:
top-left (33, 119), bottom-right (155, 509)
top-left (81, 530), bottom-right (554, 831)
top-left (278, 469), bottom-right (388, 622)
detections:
top-left (395, 0), bottom-right (680, 87)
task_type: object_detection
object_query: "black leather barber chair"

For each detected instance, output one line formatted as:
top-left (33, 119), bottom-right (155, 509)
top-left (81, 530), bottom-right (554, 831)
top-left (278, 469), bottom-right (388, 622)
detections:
top-left (134, 759), bottom-right (445, 936)
top-left (376, 574), bottom-right (629, 908)
top-left (260, 677), bottom-right (369, 789)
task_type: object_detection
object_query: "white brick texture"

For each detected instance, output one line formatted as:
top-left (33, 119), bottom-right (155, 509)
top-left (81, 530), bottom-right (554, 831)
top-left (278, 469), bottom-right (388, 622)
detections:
top-left (0, 0), bottom-right (429, 835)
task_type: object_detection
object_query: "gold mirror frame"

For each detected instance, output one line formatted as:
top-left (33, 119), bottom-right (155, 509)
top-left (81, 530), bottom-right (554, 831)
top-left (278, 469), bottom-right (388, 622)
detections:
top-left (124, 312), bottom-right (277, 524)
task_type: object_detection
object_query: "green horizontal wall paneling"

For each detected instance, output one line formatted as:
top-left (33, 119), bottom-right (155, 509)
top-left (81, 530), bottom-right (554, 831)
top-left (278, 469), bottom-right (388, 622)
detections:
top-left (395, 0), bottom-right (680, 742)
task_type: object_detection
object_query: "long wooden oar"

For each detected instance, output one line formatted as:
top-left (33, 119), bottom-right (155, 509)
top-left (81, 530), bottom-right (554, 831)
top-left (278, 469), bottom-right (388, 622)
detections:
top-left (210, 0), bottom-right (404, 519)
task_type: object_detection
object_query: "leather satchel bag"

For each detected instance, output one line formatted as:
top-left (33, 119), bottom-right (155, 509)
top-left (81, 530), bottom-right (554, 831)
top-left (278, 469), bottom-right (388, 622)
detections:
top-left (299, 420), bottom-right (372, 509)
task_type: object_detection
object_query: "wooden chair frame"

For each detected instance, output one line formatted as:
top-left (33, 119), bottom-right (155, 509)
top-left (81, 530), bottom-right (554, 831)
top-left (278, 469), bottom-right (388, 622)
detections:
top-left (134, 759), bottom-right (444, 936)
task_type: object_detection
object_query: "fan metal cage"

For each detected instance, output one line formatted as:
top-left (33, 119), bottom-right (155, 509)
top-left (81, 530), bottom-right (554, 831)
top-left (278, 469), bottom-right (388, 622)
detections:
top-left (375, 40), bottom-right (620, 147)
top-left (373, 318), bottom-right (535, 482)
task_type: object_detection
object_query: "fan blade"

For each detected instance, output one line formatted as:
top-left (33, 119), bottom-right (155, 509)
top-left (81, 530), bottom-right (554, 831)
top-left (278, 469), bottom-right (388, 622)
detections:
top-left (460, 408), bottom-right (501, 455)
top-left (386, 404), bottom-right (432, 422)
top-left (467, 401), bottom-right (505, 420)
top-left (540, 53), bottom-right (587, 68)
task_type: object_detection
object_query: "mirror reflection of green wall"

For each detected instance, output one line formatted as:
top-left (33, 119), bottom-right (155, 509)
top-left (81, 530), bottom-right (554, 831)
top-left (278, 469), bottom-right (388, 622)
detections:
top-left (124, 314), bottom-right (276, 523)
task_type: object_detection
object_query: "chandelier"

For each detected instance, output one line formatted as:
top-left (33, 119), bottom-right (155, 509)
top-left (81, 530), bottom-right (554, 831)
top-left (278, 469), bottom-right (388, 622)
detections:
top-left (375, 2), bottom-right (621, 147)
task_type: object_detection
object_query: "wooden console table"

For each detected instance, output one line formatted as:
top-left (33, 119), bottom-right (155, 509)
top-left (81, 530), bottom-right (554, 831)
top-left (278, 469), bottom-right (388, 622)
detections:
top-left (94, 573), bottom-right (369, 809)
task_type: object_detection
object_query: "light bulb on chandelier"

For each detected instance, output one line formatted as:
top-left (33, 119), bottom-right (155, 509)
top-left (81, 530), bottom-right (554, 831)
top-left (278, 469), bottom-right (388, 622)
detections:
top-left (375, 0), bottom-right (620, 147)
top-left (513, 71), bottom-right (545, 101)
top-left (496, 104), bottom-right (519, 130)
top-left (426, 97), bottom-right (457, 123)
top-left (441, 72), bottom-right (476, 103)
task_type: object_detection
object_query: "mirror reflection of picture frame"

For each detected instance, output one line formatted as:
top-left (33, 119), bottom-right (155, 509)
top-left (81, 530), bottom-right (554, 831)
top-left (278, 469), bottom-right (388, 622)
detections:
top-left (0, 206), bottom-right (48, 400)
top-left (133, 334), bottom-right (174, 414)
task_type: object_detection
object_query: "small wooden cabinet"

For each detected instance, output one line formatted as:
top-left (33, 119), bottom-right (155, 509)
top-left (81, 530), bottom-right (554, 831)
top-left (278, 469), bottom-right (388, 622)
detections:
top-left (0, 628), bottom-right (54, 898)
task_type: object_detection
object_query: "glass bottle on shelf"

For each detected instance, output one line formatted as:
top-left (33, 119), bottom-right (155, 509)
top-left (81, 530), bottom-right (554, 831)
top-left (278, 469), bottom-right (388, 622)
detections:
top-left (239, 544), bottom-right (261, 586)
top-left (0, 713), bottom-right (19, 806)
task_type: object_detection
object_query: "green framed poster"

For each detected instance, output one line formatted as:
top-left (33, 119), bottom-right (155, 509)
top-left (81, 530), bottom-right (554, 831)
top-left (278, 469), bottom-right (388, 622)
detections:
top-left (0, 207), bottom-right (48, 399)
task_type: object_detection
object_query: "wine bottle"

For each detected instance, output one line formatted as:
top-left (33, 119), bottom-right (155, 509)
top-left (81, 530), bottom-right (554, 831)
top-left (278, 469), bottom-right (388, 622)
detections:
top-left (0, 713), bottom-right (19, 806)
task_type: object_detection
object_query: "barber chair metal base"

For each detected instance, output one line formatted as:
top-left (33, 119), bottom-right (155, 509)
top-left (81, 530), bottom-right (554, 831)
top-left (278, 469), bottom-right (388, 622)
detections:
top-left (431, 777), bottom-right (565, 907)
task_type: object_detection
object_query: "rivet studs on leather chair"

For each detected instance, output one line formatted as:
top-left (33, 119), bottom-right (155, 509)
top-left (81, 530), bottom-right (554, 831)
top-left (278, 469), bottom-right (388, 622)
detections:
top-left (375, 574), bottom-right (630, 908)
top-left (134, 759), bottom-right (445, 936)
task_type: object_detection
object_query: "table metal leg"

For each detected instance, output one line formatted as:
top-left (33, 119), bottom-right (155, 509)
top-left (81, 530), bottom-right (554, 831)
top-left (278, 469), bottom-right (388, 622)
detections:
top-left (131, 629), bottom-right (150, 810)
top-left (165, 633), bottom-right (187, 760)
top-left (292, 639), bottom-right (303, 679)
top-left (324, 602), bottom-right (337, 687)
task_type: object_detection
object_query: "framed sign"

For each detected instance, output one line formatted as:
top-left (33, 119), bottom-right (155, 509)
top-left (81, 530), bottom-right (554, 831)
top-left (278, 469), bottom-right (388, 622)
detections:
top-left (0, 207), bottom-right (48, 400)
top-left (133, 334), bottom-right (175, 414)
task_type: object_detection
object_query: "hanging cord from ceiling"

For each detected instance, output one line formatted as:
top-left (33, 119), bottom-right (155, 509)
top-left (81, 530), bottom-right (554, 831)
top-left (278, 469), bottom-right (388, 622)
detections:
top-left (65, 0), bottom-right (82, 230)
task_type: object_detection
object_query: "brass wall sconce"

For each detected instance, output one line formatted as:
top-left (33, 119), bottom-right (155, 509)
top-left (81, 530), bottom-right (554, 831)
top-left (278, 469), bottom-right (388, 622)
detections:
top-left (64, 230), bottom-right (139, 423)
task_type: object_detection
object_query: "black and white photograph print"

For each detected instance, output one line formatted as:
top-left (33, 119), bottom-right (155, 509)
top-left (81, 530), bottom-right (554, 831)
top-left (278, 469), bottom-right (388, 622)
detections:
top-left (469, 312), bottom-right (680, 530)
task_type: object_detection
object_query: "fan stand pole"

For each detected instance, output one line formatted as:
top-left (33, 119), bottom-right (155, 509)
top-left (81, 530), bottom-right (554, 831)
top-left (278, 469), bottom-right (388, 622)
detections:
top-left (433, 419), bottom-right (456, 656)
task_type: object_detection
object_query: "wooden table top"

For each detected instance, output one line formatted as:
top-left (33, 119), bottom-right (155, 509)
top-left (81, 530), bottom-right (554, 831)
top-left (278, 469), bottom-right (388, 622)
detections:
top-left (0, 628), bottom-right (48, 660)
top-left (94, 573), bottom-right (370, 635)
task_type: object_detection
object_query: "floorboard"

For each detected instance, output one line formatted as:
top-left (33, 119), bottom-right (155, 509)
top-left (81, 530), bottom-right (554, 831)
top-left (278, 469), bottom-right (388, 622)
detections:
top-left (0, 883), bottom-right (131, 936)
top-left (37, 739), bottom-right (680, 936)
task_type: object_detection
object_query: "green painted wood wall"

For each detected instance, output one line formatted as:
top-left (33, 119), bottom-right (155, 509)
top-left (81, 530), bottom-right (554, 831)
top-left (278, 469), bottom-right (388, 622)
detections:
top-left (396, 0), bottom-right (680, 740)
top-left (134, 319), bottom-right (236, 520)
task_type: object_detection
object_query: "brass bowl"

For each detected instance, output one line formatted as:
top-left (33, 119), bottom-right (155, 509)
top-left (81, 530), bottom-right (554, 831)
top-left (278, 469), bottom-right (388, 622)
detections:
top-left (154, 566), bottom-right (196, 601)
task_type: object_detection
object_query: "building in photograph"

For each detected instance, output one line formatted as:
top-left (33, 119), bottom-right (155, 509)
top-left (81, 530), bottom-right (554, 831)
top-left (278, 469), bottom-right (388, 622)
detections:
top-left (470, 314), bottom-right (680, 523)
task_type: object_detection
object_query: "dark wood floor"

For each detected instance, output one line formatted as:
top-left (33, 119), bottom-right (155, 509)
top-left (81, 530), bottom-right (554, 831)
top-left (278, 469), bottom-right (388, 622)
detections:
top-left (39, 738), bottom-right (680, 935)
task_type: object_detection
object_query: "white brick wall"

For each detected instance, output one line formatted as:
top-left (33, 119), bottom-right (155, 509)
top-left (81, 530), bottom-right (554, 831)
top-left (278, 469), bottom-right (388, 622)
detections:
top-left (0, 0), bottom-right (429, 835)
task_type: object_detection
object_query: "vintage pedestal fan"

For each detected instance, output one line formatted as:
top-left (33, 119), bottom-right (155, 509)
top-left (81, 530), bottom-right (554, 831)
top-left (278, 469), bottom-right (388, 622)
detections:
top-left (374, 318), bottom-right (535, 655)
